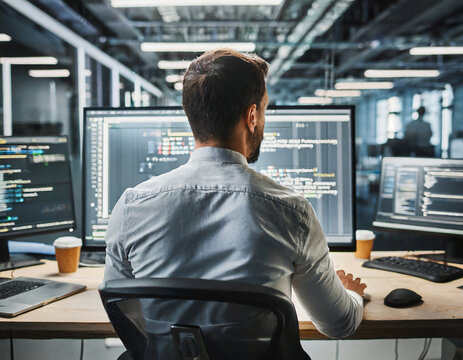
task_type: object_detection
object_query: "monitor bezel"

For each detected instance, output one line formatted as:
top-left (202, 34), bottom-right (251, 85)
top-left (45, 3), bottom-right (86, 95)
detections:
top-left (82, 105), bottom-right (356, 252)
top-left (0, 135), bottom-right (76, 239)
top-left (373, 156), bottom-right (463, 238)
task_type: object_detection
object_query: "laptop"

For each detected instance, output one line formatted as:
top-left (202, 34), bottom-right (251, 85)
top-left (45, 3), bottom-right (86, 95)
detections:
top-left (0, 277), bottom-right (86, 317)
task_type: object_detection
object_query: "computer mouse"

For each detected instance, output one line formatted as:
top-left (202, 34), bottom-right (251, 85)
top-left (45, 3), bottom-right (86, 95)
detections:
top-left (384, 288), bottom-right (423, 308)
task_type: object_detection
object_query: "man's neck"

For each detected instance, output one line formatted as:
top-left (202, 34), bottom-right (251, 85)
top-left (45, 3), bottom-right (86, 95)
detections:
top-left (194, 138), bottom-right (247, 158)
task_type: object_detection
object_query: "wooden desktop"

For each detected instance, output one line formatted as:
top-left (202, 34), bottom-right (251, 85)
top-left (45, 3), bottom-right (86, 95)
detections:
top-left (0, 251), bottom-right (462, 340)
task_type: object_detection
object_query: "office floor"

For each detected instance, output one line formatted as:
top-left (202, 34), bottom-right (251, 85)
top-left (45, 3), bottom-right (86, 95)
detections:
top-left (0, 338), bottom-right (443, 359)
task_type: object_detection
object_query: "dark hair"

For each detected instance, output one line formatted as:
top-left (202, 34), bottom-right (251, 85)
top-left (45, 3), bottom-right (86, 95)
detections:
top-left (182, 49), bottom-right (268, 143)
top-left (417, 106), bottom-right (426, 117)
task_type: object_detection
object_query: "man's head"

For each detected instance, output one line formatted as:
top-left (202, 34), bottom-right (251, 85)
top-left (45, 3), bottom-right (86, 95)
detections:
top-left (417, 106), bottom-right (426, 119)
top-left (182, 49), bottom-right (269, 162)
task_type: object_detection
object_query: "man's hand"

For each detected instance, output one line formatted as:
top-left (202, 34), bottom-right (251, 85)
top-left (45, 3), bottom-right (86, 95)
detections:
top-left (336, 270), bottom-right (367, 297)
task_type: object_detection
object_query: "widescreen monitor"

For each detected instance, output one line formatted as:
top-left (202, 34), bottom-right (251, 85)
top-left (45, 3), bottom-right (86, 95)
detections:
top-left (84, 106), bottom-right (355, 251)
top-left (0, 136), bottom-right (75, 270)
top-left (374, 157), bottom-right (463, 262)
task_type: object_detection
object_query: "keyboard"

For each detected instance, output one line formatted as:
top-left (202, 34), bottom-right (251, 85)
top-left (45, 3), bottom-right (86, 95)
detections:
top-left (362, 256), bottom-right (463, 283)
top-left (0, 279), bottom-right (47, 300)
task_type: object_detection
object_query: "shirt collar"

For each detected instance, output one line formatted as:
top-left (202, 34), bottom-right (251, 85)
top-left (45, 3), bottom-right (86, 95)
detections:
top-left (189, 147), bottom-right (248, 166)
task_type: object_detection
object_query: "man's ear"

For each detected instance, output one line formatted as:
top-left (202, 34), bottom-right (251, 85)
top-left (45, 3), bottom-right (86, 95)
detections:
top-left (244, 104), bottom-right (257, 133)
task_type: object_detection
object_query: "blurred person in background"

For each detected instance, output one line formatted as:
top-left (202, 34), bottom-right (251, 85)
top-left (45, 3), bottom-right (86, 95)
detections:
top-left (404, 106), bottom-right (434, 157)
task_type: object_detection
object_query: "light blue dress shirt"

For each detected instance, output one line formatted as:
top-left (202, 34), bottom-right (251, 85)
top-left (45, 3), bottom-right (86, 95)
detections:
top-left (104, 146), bottom-right (363, 342)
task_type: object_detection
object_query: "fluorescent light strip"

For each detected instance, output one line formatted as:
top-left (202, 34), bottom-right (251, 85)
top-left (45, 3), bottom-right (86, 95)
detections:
top-left (0, 33), bottom-right (12, 42)
top-left (0, 56), bottom-right (58, 65)
top-left (335, 81), bottom-right (394, 90)
top-left (158, 60), bottom-right (192, 69)
top-left (174, 82), bottom-right (183, 91)
top-left (364, 69), bottom-right (440, 78)
top-left (142, 42), bottom-right (255, 52)
top-left (315, 89), bottom-right (361, 97)
top-left (166, 74), bottom-right (184, 83)
top-left (112, 0), bottom-right (282, 7)
top-left (29, 69), bottom-right (70, 78)
top-left (298, 97), bottom-right (333, 105)
top-left (410, 47), bottom-right (463, 55)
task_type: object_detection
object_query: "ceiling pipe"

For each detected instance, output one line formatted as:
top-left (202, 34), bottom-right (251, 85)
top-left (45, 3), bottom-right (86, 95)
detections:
top-left (267, 0), bottom-right (355, 86)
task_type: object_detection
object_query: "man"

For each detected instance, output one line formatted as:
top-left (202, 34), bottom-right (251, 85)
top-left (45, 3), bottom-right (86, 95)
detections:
top-left (404, 106), bottom-right (434, 156)
top-left (104, 49), bottom-right (365, 356)
top-left (404, 106), bottom-right (432, 147)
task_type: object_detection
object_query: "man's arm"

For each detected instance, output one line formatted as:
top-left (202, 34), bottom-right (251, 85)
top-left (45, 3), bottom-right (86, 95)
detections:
top-left (104, 190), bottom-right (135, 281)
top-left (292, 208), bottom-right (364, 339)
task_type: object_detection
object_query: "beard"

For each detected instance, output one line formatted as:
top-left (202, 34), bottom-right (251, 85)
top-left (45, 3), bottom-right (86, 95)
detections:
top-left (247, 123), bottom-right (264, 164)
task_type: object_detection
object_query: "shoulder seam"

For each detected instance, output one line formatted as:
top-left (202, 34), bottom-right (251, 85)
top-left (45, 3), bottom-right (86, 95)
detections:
top-left (126, 186), bottom-right (311, 217)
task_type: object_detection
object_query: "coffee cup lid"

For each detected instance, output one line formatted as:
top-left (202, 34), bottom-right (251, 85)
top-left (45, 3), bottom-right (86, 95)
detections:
top-left (356, 230), bottom-right (375, 241)
top-left (53, 236), bottom-right (82, 248)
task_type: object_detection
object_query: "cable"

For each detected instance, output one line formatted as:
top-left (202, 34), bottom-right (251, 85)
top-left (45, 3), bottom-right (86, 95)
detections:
top-left (335, 340), bottom-right (339, 360)
top-left (418, 338), bottom-right (428, 360)
top-left (395, 339), bottom-right (399, 360)
top-left (418, 338), bottom-right (432, 360)
top-left (80, 339), bottom-right (84, 360)
top-left (10, 334), bottom-right (14, 360)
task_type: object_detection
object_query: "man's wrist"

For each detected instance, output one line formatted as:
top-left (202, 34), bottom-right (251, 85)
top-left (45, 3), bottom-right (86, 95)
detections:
top-left (346, 289), bottom-right (364, 305)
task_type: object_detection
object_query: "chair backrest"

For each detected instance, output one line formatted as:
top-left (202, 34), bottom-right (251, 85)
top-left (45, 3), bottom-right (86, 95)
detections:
top-left (99, 278), bottom-right (311, 360)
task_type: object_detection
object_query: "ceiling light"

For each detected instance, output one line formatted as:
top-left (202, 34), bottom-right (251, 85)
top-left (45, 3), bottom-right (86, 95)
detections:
top-left (166, 74), bottom-right (184, 83)
top-left (112, 0), bottom-right (282, 7)
top-left (0, 57), bottom-right (58, 65)
top-left (298, 97), bottom-right (333, 105)
top-left (28, 69), bottom-right (70, 78)
top-left (364, 69), bottom-right (440, 78)
top-left (85, 69), bottom-right (92, 77)
top-left (174, 82), bottom-right (183, 91)
top-left (335, 81), bottom-right (394, 90)
top-left (410, 47), bottom-right (463, 55)
top-left (314, 89), bottom-right (361, 97)
top-left (0, 33), bottom-right (12, 42)
top-left (158, 6), bottom-right (180, 22)
top-left (158, 60), bottom-right (192, 69)
top-left (141, 42), bottom-right (256, 53)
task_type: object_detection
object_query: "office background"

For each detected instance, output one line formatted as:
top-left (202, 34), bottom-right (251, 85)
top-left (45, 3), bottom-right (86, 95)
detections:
top-left (1, 0), bottom-right (462, 358)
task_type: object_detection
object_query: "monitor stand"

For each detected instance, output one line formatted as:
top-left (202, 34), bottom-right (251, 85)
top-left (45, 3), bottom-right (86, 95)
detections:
top-left (80, 249), bottom-right (106, 266)
top-left (418, 238), bottom-right (463, 265)
top-left (0, 240), bottom-right (44, 272)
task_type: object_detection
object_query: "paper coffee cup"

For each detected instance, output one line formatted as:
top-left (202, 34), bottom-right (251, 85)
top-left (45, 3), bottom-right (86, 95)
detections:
top-left (54, 236), bottom-right (82, 273)
top-left (355, 230), bottom-right (375, 259)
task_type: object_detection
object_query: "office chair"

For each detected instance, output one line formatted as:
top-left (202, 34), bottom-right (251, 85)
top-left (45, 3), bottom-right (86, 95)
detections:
top-left (99, 278), bottom-right (311, 360)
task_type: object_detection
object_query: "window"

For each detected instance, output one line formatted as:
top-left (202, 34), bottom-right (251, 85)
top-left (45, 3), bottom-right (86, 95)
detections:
top-left (376, 96), bottom-right (402, 143)
top-left (412, 91), bottom-right (441, 147)
top-left (376, 99), bottom-right (388, 144)
top-left (441, 84), bottom-right (453, 158)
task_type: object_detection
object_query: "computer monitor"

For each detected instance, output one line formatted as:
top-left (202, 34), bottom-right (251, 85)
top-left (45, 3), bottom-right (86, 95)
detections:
top-left (83, 106), bottom-right (355, 251)
top-left (0, 136), bottom-right (75, 271)
top-left (374, 157), bottom-right (463, 263)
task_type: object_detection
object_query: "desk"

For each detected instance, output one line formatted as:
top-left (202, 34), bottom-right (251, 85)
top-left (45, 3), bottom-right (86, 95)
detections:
top-left (0, 252), bottom-right (462, 340)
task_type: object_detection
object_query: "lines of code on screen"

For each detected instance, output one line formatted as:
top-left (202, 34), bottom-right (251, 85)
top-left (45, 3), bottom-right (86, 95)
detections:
top-left (375, 158), bottom-right (463, 234)
top-left (253, 114), bottom-right (352, 241)
top-left (0, 137), bottom-right (74, 236)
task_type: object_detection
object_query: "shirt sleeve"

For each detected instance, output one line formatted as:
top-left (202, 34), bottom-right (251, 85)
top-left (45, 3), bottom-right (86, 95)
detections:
top-left (103, 190), bottom-right (134, 281)
top-left (291, 207), bottom-right (363, 339)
